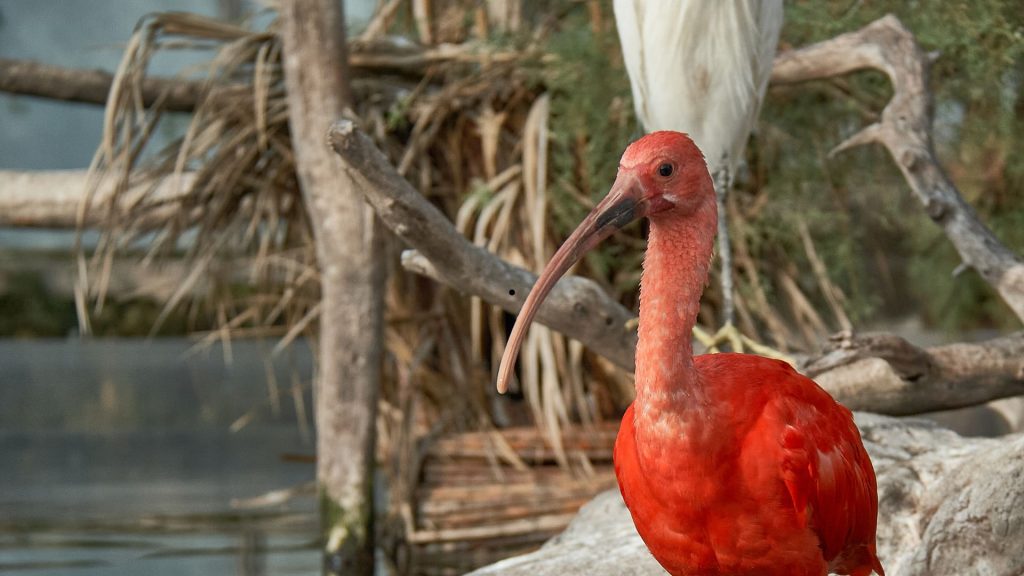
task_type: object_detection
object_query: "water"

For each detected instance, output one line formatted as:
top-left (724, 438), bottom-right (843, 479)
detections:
top-left (0, 338), bottom-right (320, 575)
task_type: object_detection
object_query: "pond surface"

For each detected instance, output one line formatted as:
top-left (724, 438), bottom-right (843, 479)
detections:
top-left (0, 338), bottom-right (320, 575)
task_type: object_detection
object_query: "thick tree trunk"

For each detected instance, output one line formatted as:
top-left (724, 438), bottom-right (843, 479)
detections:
top-left (279, 1), bottom-right (385, 574)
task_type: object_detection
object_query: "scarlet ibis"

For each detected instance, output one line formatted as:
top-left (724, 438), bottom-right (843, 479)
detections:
top-left (614, 0), bottom-right (784, 352)
top-left (497, 132), bottom-right (884, 576)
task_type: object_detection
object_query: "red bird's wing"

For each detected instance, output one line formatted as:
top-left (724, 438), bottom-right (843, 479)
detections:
top-left (776, 373), bottom-right (885, 576)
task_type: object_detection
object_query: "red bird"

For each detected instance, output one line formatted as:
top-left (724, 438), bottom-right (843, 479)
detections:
top-left (496, 132), bottom-right (884, 576)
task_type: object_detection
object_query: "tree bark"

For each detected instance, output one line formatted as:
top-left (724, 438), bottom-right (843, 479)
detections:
top-left (279, 2), bottom-right (385, 574)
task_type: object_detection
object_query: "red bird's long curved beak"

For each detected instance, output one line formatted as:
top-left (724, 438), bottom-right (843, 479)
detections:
top-left (496, 173), bottom-right (647, 393)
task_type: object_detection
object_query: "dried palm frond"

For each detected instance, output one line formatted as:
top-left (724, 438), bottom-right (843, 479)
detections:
top-left (78, 12), bottom-right (310, 345)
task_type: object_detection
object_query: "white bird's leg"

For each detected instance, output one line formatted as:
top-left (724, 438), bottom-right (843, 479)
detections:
top-left (690, 161), bottom-right (793, 365)
top-left (712, 163), bottom-right (735, 329)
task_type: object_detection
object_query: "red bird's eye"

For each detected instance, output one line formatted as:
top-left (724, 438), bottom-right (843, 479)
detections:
top-left (658, 163), bottom-right (674, 177)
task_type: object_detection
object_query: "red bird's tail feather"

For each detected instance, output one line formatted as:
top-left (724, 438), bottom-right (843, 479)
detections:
top-left (830, 543), bottom-right (884, 576)
top-left (849, 554), bottom-right (885, 576)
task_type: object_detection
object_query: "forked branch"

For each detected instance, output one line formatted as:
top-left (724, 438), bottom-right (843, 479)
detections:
top-left (771, 14), bottom-right (1024, 323)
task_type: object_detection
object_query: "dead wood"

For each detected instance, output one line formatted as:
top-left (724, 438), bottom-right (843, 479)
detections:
top-left (0, 42), bottom-right (520, 109)
top-left (329, 120), bottom-right (1024, 417)
top-left (327, 120), bottom-right (638, 373)
top-left (407, 421), bottom-right (619, 573)
top-left (279, 1), bottom-right (384, 573)
top-left (0, 170), bottom-right (193, 228)
top-left (804, 331), bottom-right (1024, 415)
top-left (0, 57), bottom-right (205, 112)
top-left (428, 422), bottom-right (619, 462)
top-left (771, 14), bottom-right (1024, 324)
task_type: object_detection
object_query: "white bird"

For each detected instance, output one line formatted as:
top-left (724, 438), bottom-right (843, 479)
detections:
top-left (613, 0), bottom-right (784, 352)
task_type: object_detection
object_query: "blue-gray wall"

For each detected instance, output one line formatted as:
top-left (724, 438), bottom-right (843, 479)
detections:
top-left (0, 0), bottom-right (373, 170)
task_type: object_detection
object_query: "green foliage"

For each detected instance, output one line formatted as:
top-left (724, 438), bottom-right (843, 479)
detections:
top-left (0, 271), bottom-right (75, 337)
top-left (0, 269), bottom-right (193, 337)
top-left (88, 299), bottom-right (191, 336)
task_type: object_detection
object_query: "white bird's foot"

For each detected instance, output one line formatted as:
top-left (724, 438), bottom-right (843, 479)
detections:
top-left (692, 322), bottom-right (794, 365)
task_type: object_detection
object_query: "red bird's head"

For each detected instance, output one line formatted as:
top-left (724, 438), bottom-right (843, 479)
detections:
top-left (617, 131), bottom-right (714, 220)
top-left (496, 131), bottom-right (714, 393)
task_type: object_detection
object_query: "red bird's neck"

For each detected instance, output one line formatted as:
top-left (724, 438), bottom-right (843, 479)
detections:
top-left (635, 198), bottom-right (716, 421)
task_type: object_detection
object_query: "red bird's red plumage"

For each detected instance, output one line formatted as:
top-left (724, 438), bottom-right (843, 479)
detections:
top-left (497, 131), bottom-right (884, 575)
top-left (614, 354), bottom-right (884, 575)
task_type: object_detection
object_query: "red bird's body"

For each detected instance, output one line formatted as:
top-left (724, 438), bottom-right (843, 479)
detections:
top-left (497, 132), bottom-right (884, 576)
top-left (615, 355), bottom-right (882, 575)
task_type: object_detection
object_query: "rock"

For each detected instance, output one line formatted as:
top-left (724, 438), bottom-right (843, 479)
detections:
top-left (468, 413), bottom-right (1024, 576)
top-left (468, 489), bottom-right (662, 575)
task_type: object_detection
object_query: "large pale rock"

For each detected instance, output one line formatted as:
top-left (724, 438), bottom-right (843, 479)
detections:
top-left (469, 414), bottom-right (1024, 576)
top-left (470, 490), bottom-right (660, 576)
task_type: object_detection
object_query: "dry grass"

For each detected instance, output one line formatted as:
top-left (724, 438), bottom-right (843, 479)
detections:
top-left (77, 12), bottom-right (310, 340)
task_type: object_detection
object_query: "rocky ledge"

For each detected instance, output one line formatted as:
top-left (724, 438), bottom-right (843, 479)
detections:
top-left (469, 413), bottom-right (1024, 576)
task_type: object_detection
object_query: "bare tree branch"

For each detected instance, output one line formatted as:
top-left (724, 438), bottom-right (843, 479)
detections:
top-left (771, 14), bottom-right (1024, 323)
top-left (327, 120), bottom-right (638, 372)
top-left (328, 119), bottom-right (1024, 417)
top-left (0, 58), bottom-right (205, 112)
top-left (0, 43), bottom-right (520, 108)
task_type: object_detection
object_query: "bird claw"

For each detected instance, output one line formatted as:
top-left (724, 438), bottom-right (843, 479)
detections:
top-left (692, 323), bottom-right (795, 365)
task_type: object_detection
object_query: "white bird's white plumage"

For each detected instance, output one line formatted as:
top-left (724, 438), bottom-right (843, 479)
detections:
top-left (614, 0), bottom-right (783, 330)
top-left (613, 0), bottom-right (783, 175)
